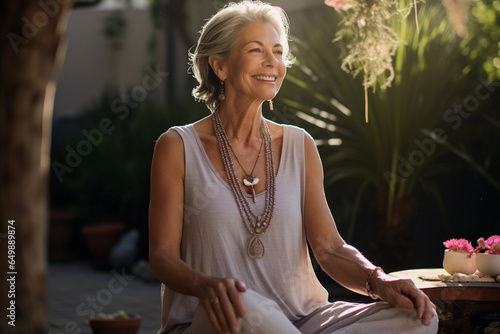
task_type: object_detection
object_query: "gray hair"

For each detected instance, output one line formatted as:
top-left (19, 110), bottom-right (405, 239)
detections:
top-left (189, 0), bottom-right (292, 112)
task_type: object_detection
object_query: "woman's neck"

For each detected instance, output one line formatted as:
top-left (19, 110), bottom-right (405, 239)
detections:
top-left (217, 102), bottom-right (264, 145)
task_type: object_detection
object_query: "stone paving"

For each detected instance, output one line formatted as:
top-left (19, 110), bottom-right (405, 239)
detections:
top-left (48, 262), bottom-right (162, 334)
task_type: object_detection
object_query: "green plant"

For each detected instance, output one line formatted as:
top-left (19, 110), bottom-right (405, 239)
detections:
top-left (464, 0), bottom-right (500, 80)
top-left (50, 88), bottom-right (206, 225)
top-left (278, 1), bottom-right (500, 267)
top-left (325, 0), bottom-right (414, 122)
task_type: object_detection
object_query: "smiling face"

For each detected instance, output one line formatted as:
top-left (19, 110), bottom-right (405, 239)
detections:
top-left (213, 21), bottom-right (287, 105)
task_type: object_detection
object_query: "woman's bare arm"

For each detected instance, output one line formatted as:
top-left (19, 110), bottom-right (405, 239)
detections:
top-left (302, 132), bottom-right (435, 326)
top-left (148, 129), bottom-right (245, 334)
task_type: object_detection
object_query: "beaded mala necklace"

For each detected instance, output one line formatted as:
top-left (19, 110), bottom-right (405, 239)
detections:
top-left (212, 110), bottom-right (276, 259)
top-left (227, 135), bottom-right (263, 203)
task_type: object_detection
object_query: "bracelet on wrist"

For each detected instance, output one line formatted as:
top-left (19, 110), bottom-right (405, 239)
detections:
top-left (366, 266), bottom-right (382, 300)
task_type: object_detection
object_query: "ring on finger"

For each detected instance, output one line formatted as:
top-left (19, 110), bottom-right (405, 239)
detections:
top-left (211, 297), bottom-right (220, 305)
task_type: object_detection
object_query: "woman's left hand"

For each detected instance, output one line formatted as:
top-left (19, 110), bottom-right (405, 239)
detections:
top-left (372, 271), bottom-right (436, 326)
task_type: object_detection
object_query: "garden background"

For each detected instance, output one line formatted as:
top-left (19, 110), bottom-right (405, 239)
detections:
top-left (51, 0), bottom-right (499, 272)
top-left (0, 0), bottom-right (498, 332)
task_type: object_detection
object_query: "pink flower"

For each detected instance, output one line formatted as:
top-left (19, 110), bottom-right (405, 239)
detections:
top-left (325, 0), bottom-right (353, 11)
top-left (477, 237), bottom-right (486, 249)
top-left (443, 238), bottom-right (474, 252)
top-left (484, 235), bottom-right (500, 248)
top-left (483, 235), bottom-right (500, 254)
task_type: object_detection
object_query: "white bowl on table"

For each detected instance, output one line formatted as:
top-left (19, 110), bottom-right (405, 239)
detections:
top-left (476, 253), bottom-right (500, 277)
top-left (442, 249), bottom-right (476, 275)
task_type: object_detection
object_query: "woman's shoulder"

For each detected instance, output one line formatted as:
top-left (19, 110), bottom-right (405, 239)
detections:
top-left (279, 123), bottom-right (317, 156)
top-left (157, 127), bottom-right (183, 146)
top-left (267, 119), bottom-right (308, 139)
top-left (157, 114), bottom-right (211, 144)
top-left (154, 127), bottom-right (186, 160)
top-left (192, 115), bottom-right (214, 137)
top-left (151, 128), bottom-right (186, 180)
top-left (266, 119), bottom-right (312, 142)
top-left (265, 119), bottom-right (283, 138)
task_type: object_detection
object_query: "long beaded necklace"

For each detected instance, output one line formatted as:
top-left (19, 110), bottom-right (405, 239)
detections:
top-left (227, 136), bottom-right (263, 203)
top-left (212, 110), bottom-right (276, 259)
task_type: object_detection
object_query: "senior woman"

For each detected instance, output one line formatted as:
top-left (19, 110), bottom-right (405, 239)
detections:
top-left (149, 1), bottom-right (438, 333)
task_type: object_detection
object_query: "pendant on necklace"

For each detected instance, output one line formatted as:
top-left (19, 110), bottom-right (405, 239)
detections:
top-left (247, 235), bottom-right (265, 258)
top-left (243, 175), bottom-right (259, 203)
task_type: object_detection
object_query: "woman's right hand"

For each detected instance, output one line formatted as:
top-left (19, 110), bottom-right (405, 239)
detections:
top-left (197, 277), bottom-right (247, 334)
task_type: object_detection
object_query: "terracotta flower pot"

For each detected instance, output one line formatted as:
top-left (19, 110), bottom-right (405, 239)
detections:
top-left (442, 249), bottom-right (476, 275)
top-left (81, 222), bottom-right (125, 269)
top-left (476, 253), bottom-right (500, 277)
top-left (89, 315), bottom-right (141, 334)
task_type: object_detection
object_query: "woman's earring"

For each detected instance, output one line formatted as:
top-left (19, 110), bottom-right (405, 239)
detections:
top-left (219, 81), bottom-right (226, 101)
top-left (268, 100), bottom-right (273, 111)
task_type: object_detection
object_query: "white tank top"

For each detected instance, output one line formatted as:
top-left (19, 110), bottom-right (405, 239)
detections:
top-left (159, 123), bottom-right (328, 333)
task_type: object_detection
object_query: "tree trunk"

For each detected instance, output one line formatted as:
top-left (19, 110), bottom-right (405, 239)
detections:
top-left (0, 1), bottom-right (72, 333)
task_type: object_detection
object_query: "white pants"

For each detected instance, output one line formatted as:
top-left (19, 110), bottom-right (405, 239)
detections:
top-left (171, 289), bottom-right (438, 334)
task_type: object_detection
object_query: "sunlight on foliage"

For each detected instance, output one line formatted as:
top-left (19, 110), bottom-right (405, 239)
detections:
top-left (279, 0), bottom-right (499, 240)
top-left (325, 0), bottom-right (421, 121)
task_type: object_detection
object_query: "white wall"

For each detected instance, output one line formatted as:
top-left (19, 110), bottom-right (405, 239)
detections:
top-left (54, 8), bottom-right (163, 117)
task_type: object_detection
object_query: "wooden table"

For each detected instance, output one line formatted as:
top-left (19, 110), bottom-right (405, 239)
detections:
top-left (390, 268), bottom-right (500, 334)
